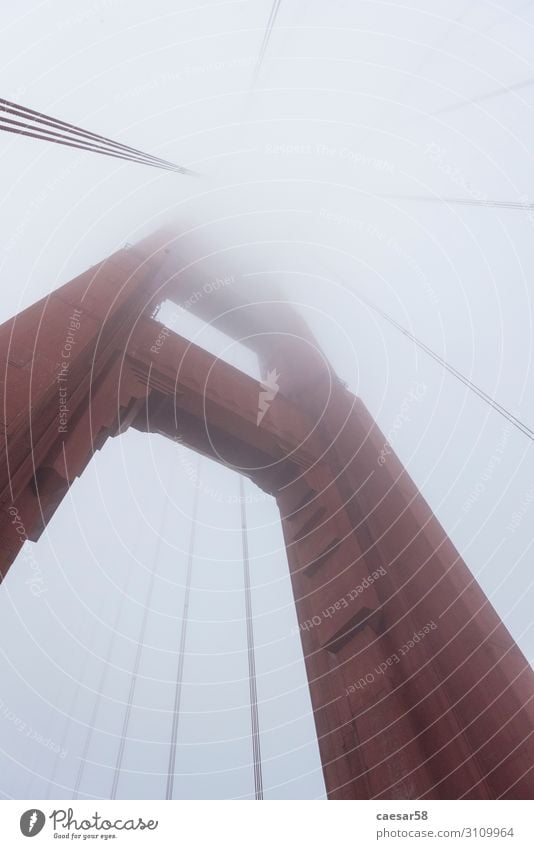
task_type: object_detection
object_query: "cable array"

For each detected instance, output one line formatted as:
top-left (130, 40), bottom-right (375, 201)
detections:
top-left (44, 615), bottom-right (99, 799)
top-left (72, 554), bottom-right (136, 799)
top-left (110, 492), bottom-right (172, 800)
top-left (0, 98), bottom-right (194, 174)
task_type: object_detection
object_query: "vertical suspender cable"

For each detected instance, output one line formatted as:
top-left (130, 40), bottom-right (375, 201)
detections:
top-left (44, 615), bottom-right (99, 799)
top-left (72, 549), bottom-right (136, 799)
top-left (110, 487), bottom-right (172, 800)
top-left (25, 660), bottom-right (73, 798)
top-left (239, 476), bottom-right (264, 800)
top-left (165, 460), bottom-right (201, 800)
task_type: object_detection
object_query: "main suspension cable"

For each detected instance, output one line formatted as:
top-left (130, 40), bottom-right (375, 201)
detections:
top-left (322, 264), bottom-right (534, 442)
top-left (382, 194), bottom-right (534, 212)
top-left (0, 98), bottom-right (194, 174)
top-left (251, 0), bottom-right (282, 89)
top-left (432, 74), bottom-right (534, 118)
top-left (0, 98), bottom-right (185, 169)
top-left (0, 116), bottom-right (183, 172)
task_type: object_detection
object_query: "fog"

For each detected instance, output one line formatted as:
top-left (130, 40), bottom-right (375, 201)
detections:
top-left (0, 0), bottom-right (533, 799)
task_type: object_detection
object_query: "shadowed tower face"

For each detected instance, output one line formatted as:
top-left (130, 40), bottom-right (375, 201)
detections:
top-left (0, 229), bottom-right (532, 799)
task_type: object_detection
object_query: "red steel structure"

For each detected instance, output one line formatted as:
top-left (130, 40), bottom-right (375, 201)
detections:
top-left (0, 229), bottom-right (532, 799)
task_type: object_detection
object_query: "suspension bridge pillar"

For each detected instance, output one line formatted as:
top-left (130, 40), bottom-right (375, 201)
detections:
top-left (0, 231), bottom-right (532, 800)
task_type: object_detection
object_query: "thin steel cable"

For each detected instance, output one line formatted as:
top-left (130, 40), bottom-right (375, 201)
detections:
top-left (251, 0), bottom-right (282, 89)
top-left (0, 115), bottom-right (184, 172)
top-left (165, 461), bottom-right (201, 800)
top-left (72, 550), bottom-right (137, 799)
top-left (240, 476), bottom-right (264, 800)
top-left (44, 615), bottom-right (99, 799)
top-left (110, 489), bottom-right (173, 800)
top-left (25, 666), bottom-right (72, 799)
top-left (353, 5), bottom-right (474, 151)
top-left (394, 3), bottom-right (534, 127)
top-left (382, 194), bottom-right (534, 212)
top-left (426, 0), bottom-right (534, 119)
top-left (432, 75), bottom-right (534, 118)
top-left (257, 0), bottom-right (282, 65)
top-left (0, 98), bottom-right (188, 170)
top-left (324, 264), bottom-right (534, 442)
top-left (0, 119), bottom-right (190, 174)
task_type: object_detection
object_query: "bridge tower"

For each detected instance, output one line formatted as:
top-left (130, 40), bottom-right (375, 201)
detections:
top-left (1, 229), bottom-right (532, 798)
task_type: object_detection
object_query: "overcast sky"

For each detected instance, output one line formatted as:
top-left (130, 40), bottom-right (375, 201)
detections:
top-left (0, 0), bottom-right (533, 800)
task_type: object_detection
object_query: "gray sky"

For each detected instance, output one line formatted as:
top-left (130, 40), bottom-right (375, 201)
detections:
top-left (0, 0), bottom-right (533, 799)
